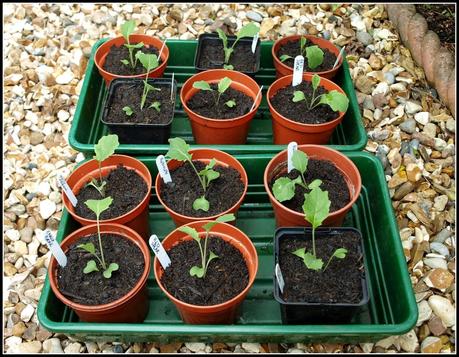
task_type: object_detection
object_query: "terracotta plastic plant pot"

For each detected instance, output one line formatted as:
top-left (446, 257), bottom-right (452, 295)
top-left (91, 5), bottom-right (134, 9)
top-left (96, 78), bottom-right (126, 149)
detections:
top-left (180, 69), bottom-right (262, 144)
top-left (272, 35), bottom-right (343, 79)
top-left (62, 155), bottom-right (152, 240)
top-left (155, 148), bottom-right (248, 227)
top-left (94, 34), bottom-right (169, 86)
top-left (263, 145), bottom-right (361, 227)
top-left (267, 73), bottom-right (347, 145)
top-left (48, 223), bottom-right (151, 323)
top-left (154, 220), bottom-right (258, 324)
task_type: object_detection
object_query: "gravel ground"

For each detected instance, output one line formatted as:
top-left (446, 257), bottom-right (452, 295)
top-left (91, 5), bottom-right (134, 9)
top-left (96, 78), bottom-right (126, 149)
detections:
top-left (3, 3), bottom-right (455, 354)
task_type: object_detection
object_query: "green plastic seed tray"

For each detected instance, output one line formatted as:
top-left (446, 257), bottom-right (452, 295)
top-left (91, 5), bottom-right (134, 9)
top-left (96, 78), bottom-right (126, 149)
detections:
top-left (69, 39), bottom-right (367, 156)
top-left (37, 152), bottom-right (417, 343)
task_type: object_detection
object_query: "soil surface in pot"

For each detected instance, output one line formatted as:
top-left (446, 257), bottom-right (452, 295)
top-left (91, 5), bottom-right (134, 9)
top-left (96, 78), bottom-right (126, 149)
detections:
top-left (270, 81), bottom-right (340, 124)
top-left (197, 39), bottom-right (258, 72)
top-left (57, 233), bottom-right (144, 305)
top-left (269, 159), bottom-right (350, 213)
top-left (277, 39), bottom-right (337, 72)
top-left (278, 230), bottom-right (363, 303)
top-left (160, 161), bottom-right (244, 217)
top-left (103, 44), bottom-right (161, 76)
top-left (187, 84), bottom-right (254, 119)
top-left (161, 235), bottom-right (249, 305)
top-left (75, 165), bottom-right (148, 220)
top-left (104, 81), bottom-right (175, 125)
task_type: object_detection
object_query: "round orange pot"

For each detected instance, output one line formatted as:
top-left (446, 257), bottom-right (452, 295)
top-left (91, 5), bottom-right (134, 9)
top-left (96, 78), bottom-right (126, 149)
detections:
top-left (48, 223), bottom-right (151, 323)
top-left (62, 155), bottom-right (152, 240)
top-left (180, 69), bottom-right (262, 144)
top-left (155, 149), bottom-right (248, 227)
top-left (154, 220), bottom-right (258, 324)
top-left (94, 34), bottom-right (169, 86)
top-left (267, 73), bottom-right (347, 145)
top-left (272, 35), bottom-right (343, 79)
top-left (263, 145), bottom-right (361, 227)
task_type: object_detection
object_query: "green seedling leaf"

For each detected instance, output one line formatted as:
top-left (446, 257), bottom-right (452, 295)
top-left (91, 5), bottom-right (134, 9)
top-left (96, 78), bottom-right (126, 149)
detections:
top-left (178, 226), bottom-right (200, 242)
top-left (225, 99), bottom-right (236, 107)
top-left (216, 28), bottom-right (228, 49)
top-left (136, 51), bottom-right (159, 71)
top-left (332, 248), bottom-right (348, 259)
top-left (144, 82), bottom-right (161, 92)
top-left (302, 187), bottom-right (330, 229)
top-left (120, 20), bottom-right (136, 42)
top-left (300, 36), bottom-right (307, 53)
top-left (237, 22), bottom-right (259, 39)
top-left (311, 74), bottom-right (321, 90)
top-left (202, 213), bottom-right (236, 232)
top-left (279, 54), bottom-right (293, 62)
top-left (103, 263), bottom-right (119, 279)
top-left (83, 260), bottom-right (99, 274)
top-left (206, 251), bottom-right (219, 268)
top-left (84, 196), bottom-right (113, 218)
top-left (305, 45), bottom-right (324, 70)
top-left (192, 80), bottom-right (212, 91)
top-left (292, 91), bottom-right (306, 103)
top-left (149, 101), bottom-right (161, 112)
top-left (223, 64), bottom-right (234, 70)
top-left (308, 179), bottom-right (323, 190)
top-left (125, 42), bottom-right (144, 49)
top-left (166, 137), bottom-right (192, 162)
top-left (291, 150), bottom-right (308, 175)
top-left (303, 252), bottom-right (324, 270)
top-left (218, 77), bottom-right (232, 94)
top-left (94, 134), bottom-right (119, 163)
top-left (292, 248), bottom-right (306, 259)
top-left (120, 59), bottom-right (130, 66)
top-left (190, 265), bottom-right (204, 278)
top-left (272, 176), bottom-right (302, 202)
top-left (201, 169), bottom-right (220, 184)
top-left (78, 243), bottom-right (96, 254)
top-left (123, 106), bottom-right (133, 116)
top-left (193, 196), bottom-right (210, 212)
top-left (319, 90), bottom-right (349, 112)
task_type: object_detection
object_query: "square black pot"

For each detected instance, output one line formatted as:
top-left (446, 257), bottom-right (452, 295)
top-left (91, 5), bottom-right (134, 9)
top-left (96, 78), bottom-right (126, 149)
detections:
top-left (273, 227), bottom-right (370, 324)
top-left (101, 78), bottom-right (177, 144)
top-left (194, 33), bottom-right (261, 75)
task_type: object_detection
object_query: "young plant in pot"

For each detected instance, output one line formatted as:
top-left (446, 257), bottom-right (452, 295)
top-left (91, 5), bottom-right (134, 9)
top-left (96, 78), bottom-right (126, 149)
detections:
top-left (101, 51), bottom-right (177, 144)
top-left (263, 144), bottom-right (361, 227)
top-left (272, 34), bottom-right (344, 79)
top-left (94, 19), bottom-right (169, 85)
top-left (61, 134), bottom-right (152, 239)
top-left (155, 137), bottom-right (248, 227)
top-left (195, 22), bottom-right (261, 75)
top-left (180, 70), bottom-right (262, 144)
top-left (49, 197), bottom-right (151, 323)
top-left (267, 73), bottom-right (349, 144)
top-left (273, 185), bottom-right (369, 324)
top-left (154, 214), bottom-right (258, 324)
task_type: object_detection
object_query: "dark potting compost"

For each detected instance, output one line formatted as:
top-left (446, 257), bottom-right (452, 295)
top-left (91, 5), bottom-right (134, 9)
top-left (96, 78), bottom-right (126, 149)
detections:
top-left (279, 230), bottom-right (363, 304)
top-left (103, 44), bottom-right (161, 76)
top-left (160, 161), bottom-right (244, 217)
top-left (104, 81), bottom-right (175, 125)
top-left (277, 39), bottom-right (337, 72)
top-left (270, 81), bottom-right (340, 124)
top-left (161, 236), bottom-right (249, 306)
top-left (75, 165), bottom-right (147, 220)
top-left (269, 159), bottom-right (350, 213)
top-left (57, 233), bottom-right (144, 305)
top-left (187, 84), bottom-right (254, 119)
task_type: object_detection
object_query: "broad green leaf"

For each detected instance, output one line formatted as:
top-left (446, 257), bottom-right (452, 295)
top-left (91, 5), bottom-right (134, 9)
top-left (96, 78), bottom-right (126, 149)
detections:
top-left (236, 22), bottom-right (259, 39)
top-left (292, 91), bottom-right (306, 102)
top-left (332, 248), bottom-right (348, 259)
top-left (192, 80), bottom-right (212, 91)
top-left (272, 176), bottom-right (301, 202)
top-left (120, 20), bottom-right (136, 42)
top-left (203, 169), bottom-right (220, 183)
top-left (125, 42), bottom-right (144, 49)
top-left (302, 187), bottom-right (330, 229)
top-left (217, 77), bottom-right (232, 94)
top-left (291, 150), bottom-right (308, 175)
top-left (83, 260), bottom-right (99, 274)
top-left (305, 45), bottom-right (324, 70)
top-left (120, 59), bottom-right (130, 66)
top-left (103, 263), bottom-right (119, 279)
top-left (78, 243), bottom-right (96, 254)
top-left (136, 52), bottom-right (159, 71)
top-left (84, 196), bottom-right (113, 219)
top-left (206, 159), bottom-right (216, 170)
top-left (279, 54), bottom-right (293, 62)
top-left (123, 106), bottom-right (133, 116)
top-left (193, 196), bottom-right (210, 212)
top-left (308, 179), bottom-right (322, 190)
top-left (94, 134), bottom-right (119, 162)
top-left (166, 137), bottom-right (192, 161)
top-left (190, 265), bottom-right (204, 278)
top-left (178, 226), bottom-right (200, 241)
top-left (303, 252), bottom-right (324, 270)
top-left (149, 101), bottom-right (161, 112)
top-left (319, 90), bottom-right (349, 112)
top-left (203, 213), bottom-right (235, 232)
top-left (223, 64), bottom-right (234, 70)
top-left (311, 74), bottom-right (321, 90)
top-left (225, 99), bottom-right (236, 107)
top-left (216, 28), bottom-right (228, 49)
top-left (292, 247), bottom-right (306, 259)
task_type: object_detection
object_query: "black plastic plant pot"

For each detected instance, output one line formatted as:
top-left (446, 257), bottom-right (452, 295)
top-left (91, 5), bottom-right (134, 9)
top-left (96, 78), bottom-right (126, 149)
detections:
top-left (273, 227), bottom-right (370, 325)
top-left (194, 33), bottom-right (261, 75)
top-left (101, 78), bottom-right (177, 144)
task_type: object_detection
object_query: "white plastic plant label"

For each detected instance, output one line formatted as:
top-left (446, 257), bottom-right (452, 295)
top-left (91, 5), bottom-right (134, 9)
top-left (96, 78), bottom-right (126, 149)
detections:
top-left (251, 32), bottom-right (259, 54)
top-left (57, 174), bottom-right (78, 207)
top-left (170, 72), bottom-right (175, 101)
top-left (333, 46), bottom-right (346, 69)
top-left (149, 234), bottom-right (171, 269)
top-left (287, 141), bottom-right (298, 173)
top-left (275, 263), bottom-right (285, 293)
top-left (250, 85), bottom-right (263, 112)
top-left (156, 155), bottom-right (172, 183)
top-left (44, 230), bottom-right (67, 267)
top-left (292, 55), bottom-right (304, 86)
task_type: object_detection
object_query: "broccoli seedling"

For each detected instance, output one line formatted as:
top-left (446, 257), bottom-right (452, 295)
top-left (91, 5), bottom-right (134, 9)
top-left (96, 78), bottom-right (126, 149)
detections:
top-left (279, 36), bottom-right (324, 70)
top-left (120, 20), bottom-right (144, 69)
top-left (78, 197), bottom-right (119, 278)
top-left (135, 51), bottom-right (161, 110)
top-left (178, 214), bottom-right (235, 278)
top-left (192, 77), bottom-right (233, 107)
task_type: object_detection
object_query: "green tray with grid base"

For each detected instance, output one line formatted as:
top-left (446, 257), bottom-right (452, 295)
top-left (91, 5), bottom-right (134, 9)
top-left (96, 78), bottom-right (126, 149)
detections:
top-left (37, 152), bottom-right (416, 343)
top-left (69, 39), bottom-right (367, 157)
